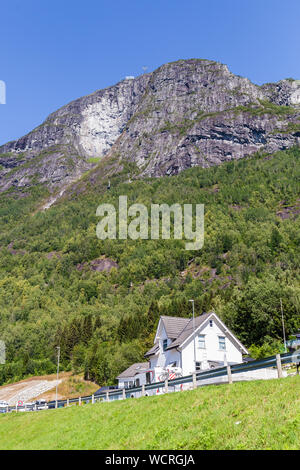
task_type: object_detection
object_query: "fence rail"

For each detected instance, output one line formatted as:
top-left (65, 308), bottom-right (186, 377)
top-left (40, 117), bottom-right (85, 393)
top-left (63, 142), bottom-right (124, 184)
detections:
top-left (1, 351), bottom-right (299, 414)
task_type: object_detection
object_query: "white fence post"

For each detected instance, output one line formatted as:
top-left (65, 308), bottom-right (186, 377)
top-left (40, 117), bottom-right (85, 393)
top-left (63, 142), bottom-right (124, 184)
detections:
top-left (142, 384), bottom-right (145, 397)
top-left (66, 398), bottom-right (69, 407)
top-left (227, 365), bottom-right (233, 384)
top-left (92, 394), bottom-right (95, 404)
top-left (79, 397), bottom-right (81, 406)
top-left (122, 388), bottom-right (126, 400)
top-left (106, 391), bottom-right (109, 402)
top-left (165, 379), bottom-right (168, 393)
top-left (193, 373), bottom-right (197, 389)
top-left (276, 354), bottom-right (283, 378)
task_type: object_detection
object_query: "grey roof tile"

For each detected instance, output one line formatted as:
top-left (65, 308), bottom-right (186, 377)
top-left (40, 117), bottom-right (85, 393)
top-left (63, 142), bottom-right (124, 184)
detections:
top-left (117, 362), bottom-right (150, 379)
top-left (144, 343), bottom-right (159, 357)
top-left (161, 316), bottom-right (190, 339)
top-left (166, 313), bottom-right (211, 350)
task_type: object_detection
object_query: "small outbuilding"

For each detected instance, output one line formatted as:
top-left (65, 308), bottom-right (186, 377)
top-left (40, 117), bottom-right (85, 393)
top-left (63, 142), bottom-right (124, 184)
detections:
top-left (117, 362), bottom-right (150, 389)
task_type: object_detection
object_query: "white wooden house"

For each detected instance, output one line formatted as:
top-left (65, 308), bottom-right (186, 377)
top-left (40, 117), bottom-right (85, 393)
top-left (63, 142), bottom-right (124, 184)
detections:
top-left (117, 311), bottom-right (248, 388)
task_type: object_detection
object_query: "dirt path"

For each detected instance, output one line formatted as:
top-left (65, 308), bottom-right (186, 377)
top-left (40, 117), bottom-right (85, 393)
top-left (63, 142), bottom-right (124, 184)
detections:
top-left (0, 372), bottom-right (99, 404)
top-left (0, 379), bottom-right (62, 405)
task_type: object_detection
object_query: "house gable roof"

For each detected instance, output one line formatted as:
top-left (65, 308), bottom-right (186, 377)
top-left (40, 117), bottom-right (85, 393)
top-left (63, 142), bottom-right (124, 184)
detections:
top-left (166, 313), bottom-right (211, 350)
top-left (144, 312), bottom-right (248, 358)
top-left (169, 312), bottom-right (248, 354)
top-left (116, 362), bottom-right (150, 379)
top-left (146, 316), bottom-right (190, 357)
top-left (161, 316), bottom-right (190, 339)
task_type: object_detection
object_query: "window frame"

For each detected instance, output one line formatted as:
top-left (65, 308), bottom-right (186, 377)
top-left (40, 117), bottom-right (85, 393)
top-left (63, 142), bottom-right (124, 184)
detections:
top-left (197, 334), bottom-right (206, 349)
top-left (218, 335), bottom-right (226, 350)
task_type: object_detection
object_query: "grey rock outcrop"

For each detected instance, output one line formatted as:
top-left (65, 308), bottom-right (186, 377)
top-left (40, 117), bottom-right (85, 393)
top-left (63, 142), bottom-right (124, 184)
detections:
top-left (0, 59), bottom-right (299, 194)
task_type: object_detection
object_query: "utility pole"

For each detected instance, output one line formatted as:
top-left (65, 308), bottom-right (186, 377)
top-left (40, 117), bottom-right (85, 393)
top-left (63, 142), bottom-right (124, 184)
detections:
top-left (189, 300), bottom-right (196, 372)
top-left (280, 298), bottom-right (287, 353)
top-left (55, 346), bottom-right (60, 408)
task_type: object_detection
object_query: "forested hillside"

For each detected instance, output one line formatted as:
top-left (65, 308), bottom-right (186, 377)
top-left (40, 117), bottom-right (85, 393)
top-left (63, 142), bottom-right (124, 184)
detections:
top-left (0, 147), bottom-right (299, 386)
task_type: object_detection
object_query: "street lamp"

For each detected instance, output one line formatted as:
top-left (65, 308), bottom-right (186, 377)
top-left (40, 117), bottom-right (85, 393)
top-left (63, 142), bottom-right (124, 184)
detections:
top-left (55, 346), bottom-right (60, 409)
top-left (189, 300), bottom-right (196, 372)
top-left (280, 299), bottom-right (287, 353)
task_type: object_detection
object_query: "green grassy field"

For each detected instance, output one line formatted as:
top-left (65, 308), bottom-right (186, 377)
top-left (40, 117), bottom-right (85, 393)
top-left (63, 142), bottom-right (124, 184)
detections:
top-left (0, 376), bottom-right (299, 450)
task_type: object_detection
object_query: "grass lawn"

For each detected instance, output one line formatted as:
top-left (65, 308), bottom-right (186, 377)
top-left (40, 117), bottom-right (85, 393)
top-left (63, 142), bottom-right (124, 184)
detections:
top-left (0, 376), bottom-right (299, 450)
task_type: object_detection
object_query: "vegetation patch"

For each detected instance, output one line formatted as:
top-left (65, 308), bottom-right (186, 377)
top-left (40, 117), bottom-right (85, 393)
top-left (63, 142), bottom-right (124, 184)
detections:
top-left (0, 148), bottom-right (299, 387)
top-left (0, 377), bottom-right (299, 450)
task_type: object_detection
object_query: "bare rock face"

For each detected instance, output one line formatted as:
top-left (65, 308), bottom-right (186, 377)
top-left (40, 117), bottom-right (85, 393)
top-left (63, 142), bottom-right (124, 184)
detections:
top-left (261, 79), bottom-right (300, 106)
top-left (0, 59), bottom-right (299, 195)
top-left (114, 60), bottom-right (300, 177)
top-left (77, 257), bottom-right (119, 272)
top-left (0, 76), bottom-right (150, 194)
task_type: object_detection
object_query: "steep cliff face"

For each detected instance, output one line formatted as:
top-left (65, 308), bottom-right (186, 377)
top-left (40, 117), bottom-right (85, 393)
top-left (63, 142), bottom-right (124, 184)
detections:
top-left (113, 60), bottom-right (300, 176)
top-left (0, 75), bottom-right (150, 193)
top-left (0, 59), bottom-right (299, 194)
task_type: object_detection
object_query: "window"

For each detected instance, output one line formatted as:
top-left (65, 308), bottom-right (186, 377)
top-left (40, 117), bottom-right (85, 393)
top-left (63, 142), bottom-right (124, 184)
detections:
top-left (209, 320), bottom-right (213, 328)
top-left (196, 361), bottom-right (201, 371)
top-left (198, 334), bottom-right (206, 349)
top-left (163, 339), bottom-right (168, 351)
top-left (219, 336), bottom-right (226, 350)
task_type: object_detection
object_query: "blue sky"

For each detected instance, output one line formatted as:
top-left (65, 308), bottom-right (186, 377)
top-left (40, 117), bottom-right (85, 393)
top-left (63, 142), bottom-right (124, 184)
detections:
top-left (0, 0), bottom-right (299, 145)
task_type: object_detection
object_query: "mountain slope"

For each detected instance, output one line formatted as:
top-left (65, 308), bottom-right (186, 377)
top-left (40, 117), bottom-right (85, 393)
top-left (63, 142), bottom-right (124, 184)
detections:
top-left (0, 147), bottom-right (299, 386)
top-left (0, 59), bottom-right (299, 387)
top-left (0, 59), bottom-right (300, 198)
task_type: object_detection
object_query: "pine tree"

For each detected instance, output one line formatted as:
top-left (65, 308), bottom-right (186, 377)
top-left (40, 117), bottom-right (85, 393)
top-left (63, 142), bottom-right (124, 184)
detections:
top-left (82, 314), bottom-right (93, 345)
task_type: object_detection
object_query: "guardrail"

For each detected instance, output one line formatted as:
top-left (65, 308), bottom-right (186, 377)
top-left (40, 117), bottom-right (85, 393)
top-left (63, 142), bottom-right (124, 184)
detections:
top-left (1, 351), bottom-right (299, 414)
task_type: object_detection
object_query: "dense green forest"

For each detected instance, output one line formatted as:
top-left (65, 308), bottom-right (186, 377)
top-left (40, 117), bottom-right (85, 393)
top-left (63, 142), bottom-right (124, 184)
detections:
top-left (0, 147), bottom-right (299, 386)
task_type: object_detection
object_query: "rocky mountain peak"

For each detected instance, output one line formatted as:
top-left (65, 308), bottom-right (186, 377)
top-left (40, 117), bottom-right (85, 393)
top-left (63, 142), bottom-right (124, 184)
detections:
top-left (0, 59), bottom-right (299, 196)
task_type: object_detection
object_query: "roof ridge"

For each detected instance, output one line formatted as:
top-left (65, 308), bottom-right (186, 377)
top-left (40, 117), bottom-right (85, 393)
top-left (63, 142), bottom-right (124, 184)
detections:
top-left (160, 315), bottom-right (190, 320)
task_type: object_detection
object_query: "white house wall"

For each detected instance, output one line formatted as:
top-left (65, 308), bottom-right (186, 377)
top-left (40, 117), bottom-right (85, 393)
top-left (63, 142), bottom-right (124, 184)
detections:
top-left (180, 319), bottom-right (243, 375)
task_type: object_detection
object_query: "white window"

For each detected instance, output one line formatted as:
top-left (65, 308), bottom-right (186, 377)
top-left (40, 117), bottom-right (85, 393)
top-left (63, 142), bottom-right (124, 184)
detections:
top-left (219, 336), bottom-right (226, 350)
top-left (198, 334), bottom-right (206, 349)
top-left (196, 361), bottom-right (201, 370)
top-left (209, 320), bottom-right (213, 328)
top-left (163, 339), bottom-right (168, 351)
